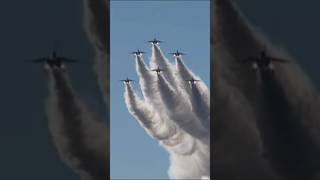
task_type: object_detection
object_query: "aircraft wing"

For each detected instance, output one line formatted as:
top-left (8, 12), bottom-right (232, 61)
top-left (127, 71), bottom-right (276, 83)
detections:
top-left (120, 80), bottom-right (133, 83)
top-left (60, 57), bottom-right (77, 63)
top-left (269, 57), bottom-right (289, 63)
top-left (148, 40), bottom-right (162, 43)
top-left (131, 52), bottom-right (145, 54)
top-left (152, 69), bottom-right (165, 71)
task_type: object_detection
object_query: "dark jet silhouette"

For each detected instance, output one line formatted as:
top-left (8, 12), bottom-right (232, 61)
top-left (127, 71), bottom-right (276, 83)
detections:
top-left (148, 38), bottom-right (163, 45)
top-left (186, 77), bottom-right (200, 84)
top-left (170, 50), bottom-right (185, 57)
top-left (151, 66), bottom-right (165, 75)
top-left (186, 77), bottom-right (200, 85)
top-left (120, 77), bottom-right (134, 84)
top-left (28, 50), bottom-right (77, 68)
top-left (131, 49), bottom-right (146, 56)
top-left (241, 47), bottom-right (289, 70)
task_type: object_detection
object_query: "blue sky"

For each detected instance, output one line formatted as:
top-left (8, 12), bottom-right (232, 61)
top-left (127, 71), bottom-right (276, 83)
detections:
top-left (110, 1), bottom-right (210, 179)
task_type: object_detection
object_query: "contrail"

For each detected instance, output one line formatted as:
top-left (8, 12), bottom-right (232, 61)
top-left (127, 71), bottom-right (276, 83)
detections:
top-left (82, 0), bottom-right (109, 115)
top-left (190, 84), bottom-right (210, 128)
top-left (124, 82), bottom-right (210, 179)
top-left (157, 70), bottom-right (208, 141)
top-left (175, 56), bottom-right (210, 126)
top-left (157, 73), bottom-right (178, 110)
top-left (38, 0), bottom-right (108, 179)
top-left (124, 82), bottom-right (178, 140)
top-left (124, 44), bottom-right (210, 179)
top-left (150, 44), bottom-right (178, 89)
top-left (151, 45), bottom-right (209, 140)
top-left (46, 69), bottom-right (107, 180)
top-left (135, 55), bottom-right (159, 106)
top-left (124, 82), bottom-right (200, 156)
top-left (134, 54), bottom-right (207, 145)
top-left (82, 0), bottom-right (109, 177)
top-left (212, 0), bottom-right (320, 179)
top-left (257, 70), bottom-right (320, 180)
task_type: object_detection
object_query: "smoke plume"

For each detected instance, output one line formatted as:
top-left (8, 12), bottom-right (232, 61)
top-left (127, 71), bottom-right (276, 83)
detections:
top-left (46, 69), bottom-right (107, 180)
top-left (44, 0), bottom-right (109, 179)
top-left (212, 0), bottom-right (320, 179)
top-left (124, 44), bottom-right (210, 179)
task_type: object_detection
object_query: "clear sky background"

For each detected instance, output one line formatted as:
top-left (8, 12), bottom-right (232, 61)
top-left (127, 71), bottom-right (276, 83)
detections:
top-left (110, 1), bottom-right (210, 179)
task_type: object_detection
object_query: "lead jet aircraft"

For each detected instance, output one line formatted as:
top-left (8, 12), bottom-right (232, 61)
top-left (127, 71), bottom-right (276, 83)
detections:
top-left (241, 48), bottom-right (289, 69)
top-left (148, 38), bottom-right (163, 45)
top-left (28, 51), bottom-right (77, 68)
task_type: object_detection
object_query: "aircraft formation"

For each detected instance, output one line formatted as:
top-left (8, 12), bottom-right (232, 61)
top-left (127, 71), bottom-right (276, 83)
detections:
top-left (122, 38), bottom-right (200, 85)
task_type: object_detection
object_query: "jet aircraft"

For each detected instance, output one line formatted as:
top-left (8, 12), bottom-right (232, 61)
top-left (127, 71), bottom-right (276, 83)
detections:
top-left (151, 66), bottom-right (165, 75)
top-left (241, 48), bottom-right (289, 69)
top-left (131, 49), bottom-right (146, 56)
top-left (120, 77), bottom-right (134, 84)
top-left (170, 50), bottom-right (185, 57)
top-left (28, 51), bottom-right (77, 68)
top-left (186, 77), bottom-right (200, 85)
top-left (148, 38), bottom-right (163, 45)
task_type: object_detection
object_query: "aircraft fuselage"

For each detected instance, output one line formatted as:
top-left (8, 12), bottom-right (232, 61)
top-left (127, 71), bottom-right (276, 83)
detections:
top-left (254, 52), bottom-right (272, 69)
top-left (47, 58), bottom-right (63, 68)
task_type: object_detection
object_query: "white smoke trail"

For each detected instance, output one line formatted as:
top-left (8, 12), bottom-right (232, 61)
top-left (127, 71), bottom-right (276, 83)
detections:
top-left (124, 44), bottom-right (210, 179)
top-left (151, 45), bottom-right (209, 140)
top-left (124, 83), bottom-right (177, 140)
top-left (124, 81), bottom-right (209, 178)
top-left (135, 54), bottom-right (208, 145)
top-left (135, 55), bottom-right (159, 106)
top-left (212, 0), bottom-right (320, 179)
top-left (175, 56), bottom-right (210, 128)
top-left (150, 44), bottom-right (178, 89)
top-left (46, 68), bottom-right (106, 180)
top-left (157, 73), bottom-right (208, 140)
top-left (190, 84), bottom-right (210, 128)
top-left (40, 0), bottom-right (108, 179)
top-left (125, 82), bottom-right (210, 179)
top-left (82, 0), bottom-right (109, 114)
top-left (175, 56), bottom-right (210, 108)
